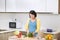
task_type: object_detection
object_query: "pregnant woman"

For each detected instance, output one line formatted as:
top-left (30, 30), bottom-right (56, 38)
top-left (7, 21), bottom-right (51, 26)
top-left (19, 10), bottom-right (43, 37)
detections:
top-left (25, 10), bottom-right (41, 37)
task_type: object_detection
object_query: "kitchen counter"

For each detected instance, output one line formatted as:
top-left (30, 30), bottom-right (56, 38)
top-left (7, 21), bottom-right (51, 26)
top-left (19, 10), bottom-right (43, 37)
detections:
top-left (8, 36), bottom-right (57, 40)
top-left (0, 28), bottom-right (26, 33)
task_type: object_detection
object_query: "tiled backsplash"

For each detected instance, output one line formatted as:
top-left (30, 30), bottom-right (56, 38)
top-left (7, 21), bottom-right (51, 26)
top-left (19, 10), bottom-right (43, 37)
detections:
top-left (0, 13), bottom-right (60, 31)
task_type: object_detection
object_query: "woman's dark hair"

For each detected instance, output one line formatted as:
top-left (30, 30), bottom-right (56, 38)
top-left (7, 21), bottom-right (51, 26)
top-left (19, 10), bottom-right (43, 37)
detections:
top-left (29, 10), bottom-right (37, 17)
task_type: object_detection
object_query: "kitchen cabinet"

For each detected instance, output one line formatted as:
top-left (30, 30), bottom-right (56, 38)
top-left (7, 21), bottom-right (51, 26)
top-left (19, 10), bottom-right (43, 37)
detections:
top-left (6, 0), bottom-right (58, 14)
top-left (0, 0), bottom-right (5, 12)
top-left (6, 0), bottom-right (16, 12)
top-left (0, 34), bottom-right (4, 40)
top-left (0, 32), bottom-right (14, 40)
top-left (3, 32), bottom-right (14, 40)
top-left (46, 0), bottom-right (58, 14)
top-left (58, 0), bottom-right (60, 14)
top-left (16, 0), bottom-right (47, 12)
top-left (6, 0), bottom-right (47, 12)
top-left (0, 0), bottom-right (58, 14)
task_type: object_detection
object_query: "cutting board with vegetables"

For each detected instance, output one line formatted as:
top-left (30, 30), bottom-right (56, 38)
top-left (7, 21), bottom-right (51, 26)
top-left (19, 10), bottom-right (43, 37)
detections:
top-left (9, 36), bottom-right (38, 40)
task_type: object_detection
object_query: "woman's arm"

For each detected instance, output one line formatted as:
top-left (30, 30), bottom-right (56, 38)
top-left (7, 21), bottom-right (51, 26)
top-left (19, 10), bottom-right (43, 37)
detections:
top-left (35, 19), bottom-right (41, 33)
top-left (25, 19), bottom-right (30, 34)
top-left (25, 20), bottom-right (29, 31)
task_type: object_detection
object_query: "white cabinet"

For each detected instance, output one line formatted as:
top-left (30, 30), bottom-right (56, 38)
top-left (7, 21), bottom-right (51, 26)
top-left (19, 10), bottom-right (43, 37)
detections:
top-left (46, 0), bottom-right (58, 14)
top-left (0, 32), bottom-right (14, 40)
top-left (0, 0), bottom-right (58, 14)
top-left (16, 0), bottom-right (47, 12)
top-left (6, 0), bottom-right (47, 12)
top-left (6, 0), bottom-right (58, 14)
top-left (6, 0), bottom-right (16, 12)
top-left (0, 0), bottom-right (5, 12)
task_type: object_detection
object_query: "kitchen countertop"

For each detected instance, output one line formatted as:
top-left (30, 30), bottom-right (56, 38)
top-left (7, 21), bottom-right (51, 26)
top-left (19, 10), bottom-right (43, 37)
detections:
top-left (0, 28), bottom-right (26, 33)
top-left (0, 28), bottom-right (60, 34)
top-left (43, 31), bottom-right (59, 34)
top-left (8, 36), bottom-right (57, 40)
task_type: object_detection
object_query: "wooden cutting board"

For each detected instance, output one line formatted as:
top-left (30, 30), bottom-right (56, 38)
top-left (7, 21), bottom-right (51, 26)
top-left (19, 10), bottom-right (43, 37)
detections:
top-left (22, 37), bottom-right (38, 40)
top-left (9, 36), bottom-right (38, 40)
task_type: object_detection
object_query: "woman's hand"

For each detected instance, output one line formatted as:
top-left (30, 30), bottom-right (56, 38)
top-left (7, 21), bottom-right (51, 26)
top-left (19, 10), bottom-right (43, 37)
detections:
top-left (27, 30), bottom-right (29, 35)
top-left (33, 32), bottom-right (35, 35)
top-left (33, 32), bottom-right (38, 37)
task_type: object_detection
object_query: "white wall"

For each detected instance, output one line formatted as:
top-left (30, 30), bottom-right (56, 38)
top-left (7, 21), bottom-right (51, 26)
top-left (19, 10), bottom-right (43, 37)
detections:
top-left (0, 13), bottom-right (60, 32)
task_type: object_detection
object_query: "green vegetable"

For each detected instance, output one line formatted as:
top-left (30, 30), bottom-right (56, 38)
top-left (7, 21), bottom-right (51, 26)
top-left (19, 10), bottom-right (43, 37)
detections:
top-left (25, 33), bottom-right (33, 37)
top-left (28, 33), bottom-right (33, 37)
